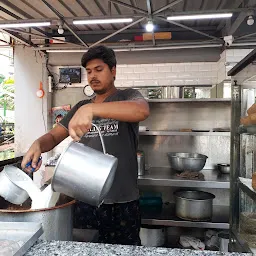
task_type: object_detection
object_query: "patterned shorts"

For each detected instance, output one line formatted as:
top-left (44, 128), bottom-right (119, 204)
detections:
top-left (74, 200), bottom-right (141, 245)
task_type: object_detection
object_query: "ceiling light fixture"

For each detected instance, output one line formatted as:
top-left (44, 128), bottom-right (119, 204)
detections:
top-left (58, 25), bottom-right (64, 34)
top-left (73, 18), bottom-right (133, 25)
top-left (167, 13), bottom-right (233, 21)
top-left (0, 22), bottom-right (51, 28)
top-left (145, 20), bottom-right (154, 32)
top-left (247, 15), bottom-right (255, 26)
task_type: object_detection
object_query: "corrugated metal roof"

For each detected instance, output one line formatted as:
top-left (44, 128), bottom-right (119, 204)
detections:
top-left (0, 0), bottom-right (255, 48)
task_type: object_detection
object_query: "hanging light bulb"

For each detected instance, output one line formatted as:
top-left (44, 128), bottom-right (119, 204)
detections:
top-left (58, 24), bottom-right (64, 34)
top-left (247, 15), bottom-right (255, 26)
top-left (145, 20), bottom-right (154, 32)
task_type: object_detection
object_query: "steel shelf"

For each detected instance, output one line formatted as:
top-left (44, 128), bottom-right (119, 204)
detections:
top-left (238, 125), bottom-right (256, 135)
top-left (139, 131), bottom-right (230, 136)
top-left (141, 204), bottom-right (229, 229)
top-left (147, 98), bottom-right (231, 103)
top-left (138, 168), bottom-right (230, 189)
top-left (238, 177), bottom-right (256, 202)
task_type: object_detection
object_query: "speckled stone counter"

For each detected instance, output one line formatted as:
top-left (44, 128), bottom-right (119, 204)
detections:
top-left (25, 241), bottom-right (251, 256)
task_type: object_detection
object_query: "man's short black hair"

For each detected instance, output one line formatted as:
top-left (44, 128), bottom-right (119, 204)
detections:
top-left (81, 45), bottom-right (117, 70)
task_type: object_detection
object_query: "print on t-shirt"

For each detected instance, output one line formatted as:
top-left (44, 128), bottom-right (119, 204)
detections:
top-left (85, 119), bottom-right (119, 138)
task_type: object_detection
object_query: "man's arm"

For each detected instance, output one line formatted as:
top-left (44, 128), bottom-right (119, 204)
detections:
top-left (90, 99), bottom-right (149, 122)
top-left (21, 125), bottom-right (69, 170)
top-left (69, 99), bottom-right (149, 141)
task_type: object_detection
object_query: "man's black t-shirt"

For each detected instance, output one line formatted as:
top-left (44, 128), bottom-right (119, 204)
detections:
top-left (59, 88), bottom-right (145, 203)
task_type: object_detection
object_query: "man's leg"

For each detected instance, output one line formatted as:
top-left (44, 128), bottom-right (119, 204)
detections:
top-left (113, 200), bottom-right (141, 245)
top-left (97, 203), bottom-right (116, 244)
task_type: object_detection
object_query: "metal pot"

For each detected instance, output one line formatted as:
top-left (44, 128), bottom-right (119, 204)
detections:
top-left (174, 190), bottom-right (215, 221)
top-left (52, 124), bottom-right (118, 207)
top-left (217, 164), bottom-right (230, 174)
top-left (0, 195), bottom-right (75, 241)
top-left (167, 153), bottom-right (208, 172)
top-left (140, 226), bottom-right (165, 247)
top-left (0, 166), bottom-right (29, 205)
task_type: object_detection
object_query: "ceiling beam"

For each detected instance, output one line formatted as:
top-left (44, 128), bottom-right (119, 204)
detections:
top-left (40, 0), bottom-right (89, 47)
top-left (4, 28), bottom-right (83, 47)
top-left (146, 0), bottom-right (153, 15)
top-left (90, 17), bottom-right (146, 48)
top-left (146, 0), bottom-right (155, 46)
top-left (155, 16), bottom-right (223, 43)
top-left (217, 0), bottom-right (249, 31)
top-left (235, 31), bottom-right (256, 41)
top-left (33, 42), bottom-right (222, 52)
top-left (0, 5), bottom-right (48, 36)
top-left (153, 0), bottom-right (183, 15)
top-left (108, 0), bottom-right (147, 14)
top-left (51, 26), bottom-right (218, 36)
top-left (0, 29), bottom-right (35, 47)
top-left (221, 0), bottom-right (255, 36)
top-left (227, 12), bottom-right (247, 36)
top-left (95, 0), bottom-right (117, 31)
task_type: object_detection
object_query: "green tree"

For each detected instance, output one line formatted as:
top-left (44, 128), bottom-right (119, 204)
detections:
top-left (0, 75), bottom-right (15, 111)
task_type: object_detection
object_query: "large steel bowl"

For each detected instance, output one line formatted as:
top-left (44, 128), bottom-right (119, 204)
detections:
top-left (167, 152), bottom-right (208, 172)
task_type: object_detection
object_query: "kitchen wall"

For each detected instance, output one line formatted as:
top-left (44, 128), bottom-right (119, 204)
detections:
top-left (49, 48), bottom-right (254, 155)
top-left (50, 60), bottom-right (217, 155)
top-left (14, 46), bottom-right (50, 186)
top-left (217, 48), bottom-right (254, 83)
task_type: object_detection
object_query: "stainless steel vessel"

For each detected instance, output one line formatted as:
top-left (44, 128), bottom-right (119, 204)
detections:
top-left (167, 153), bottom-right (208, 172)
top-left (162, 86), bottom-right (180, 99)
top-left (217, 164), bottom-right (230, 174)
top-left (137, 150), bottom-right (145, 176)
top-left (174, 190), bottom-right (215, 221)
top-left (52, 124), bottom-right (118, 206)
top-left (0, 195), bottom-right (75, 241)
top-left (0, 165), bottom-right (29, 205)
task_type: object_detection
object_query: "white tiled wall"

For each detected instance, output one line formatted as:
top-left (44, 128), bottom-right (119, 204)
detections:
top-left (116, 62), bottom-right (218, 87)
top-left (217, 49), bottom-right (254, 83)
top-left (52, 62), bottom-right (218, 89)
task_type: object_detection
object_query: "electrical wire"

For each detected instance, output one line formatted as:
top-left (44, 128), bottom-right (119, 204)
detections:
top-left (41, 65), bottom-right (47, 133)
top-left (45, 54), bottom-right (68, 91)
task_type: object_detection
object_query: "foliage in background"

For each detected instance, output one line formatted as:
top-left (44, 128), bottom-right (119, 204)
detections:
top-left (0, 74), bottom-right (15, 111)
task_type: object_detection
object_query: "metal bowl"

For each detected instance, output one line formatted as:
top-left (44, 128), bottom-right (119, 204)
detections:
top-left (167, 153), bottom-right (208, 172)
top-left (217, 164), bottom-right (230, 174)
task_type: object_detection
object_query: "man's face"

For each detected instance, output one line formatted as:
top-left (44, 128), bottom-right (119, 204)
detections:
top-left (85, 59), bottom-right (116, 95)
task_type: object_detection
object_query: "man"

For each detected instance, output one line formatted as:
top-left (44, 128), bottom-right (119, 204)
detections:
top-left (22, 45), bottom-right (150, 245)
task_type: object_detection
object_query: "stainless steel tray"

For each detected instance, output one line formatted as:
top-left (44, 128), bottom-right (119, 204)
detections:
top-left (0, 222), bottom-right (43, 256)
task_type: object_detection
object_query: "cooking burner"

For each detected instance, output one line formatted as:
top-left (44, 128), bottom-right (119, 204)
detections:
top-left (176, 171), bottom-right (205, 180)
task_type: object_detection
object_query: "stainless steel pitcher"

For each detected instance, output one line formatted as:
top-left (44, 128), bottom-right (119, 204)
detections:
top-left (52, 123), bottom-right (118, 206)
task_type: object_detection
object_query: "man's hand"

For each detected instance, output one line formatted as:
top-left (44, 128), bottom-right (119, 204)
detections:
top-left (68, 104), bottom-right (93, 141)
top-left (21, 141), bottom-right (42, 173)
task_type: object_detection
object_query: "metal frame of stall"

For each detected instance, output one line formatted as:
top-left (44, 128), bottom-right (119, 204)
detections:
top-left (229, 48), bottom-right (256, 254)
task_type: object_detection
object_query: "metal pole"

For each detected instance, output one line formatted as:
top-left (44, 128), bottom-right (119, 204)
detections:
top-left (0, 29), bottom-right (35, 47)
top-left (41, 0), bottom-right (89, 47)
top-left (4, 28), bottom-right (82, 47)
top-left (90, 17), bottom-right (146, 48)
top-left (153, 0), bottom-right (184, 15)
top-left (108, 0), bottom-right (147, 14)
top-left (230, 79), bottom-right (241, 244)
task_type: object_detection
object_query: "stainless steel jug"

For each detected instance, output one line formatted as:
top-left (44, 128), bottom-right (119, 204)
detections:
top-left (52, 124), bottom-right (118, 206)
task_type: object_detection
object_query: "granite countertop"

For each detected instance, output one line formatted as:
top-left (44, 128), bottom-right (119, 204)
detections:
top-left (25, 241), bottom-right (251, 256)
